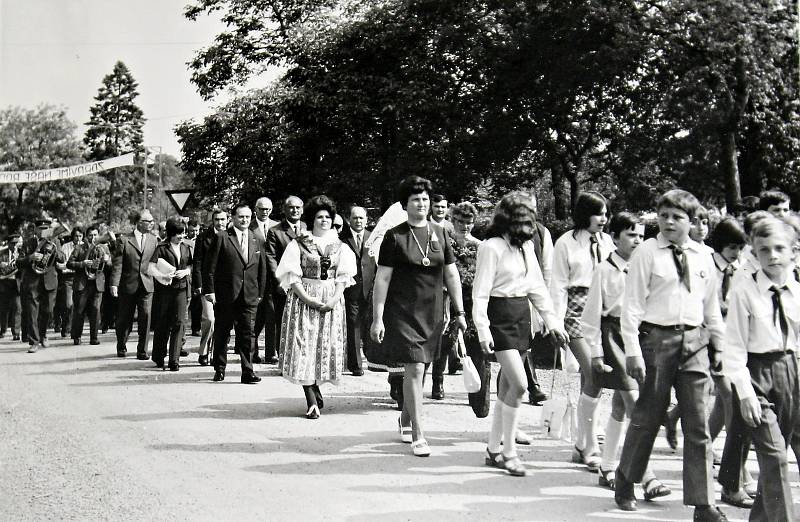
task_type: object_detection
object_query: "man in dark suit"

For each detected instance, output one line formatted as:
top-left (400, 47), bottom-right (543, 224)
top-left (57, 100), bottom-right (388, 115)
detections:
top-left (250, 196), bottom-right (279, 364)
top-left (203, 202), bottom-right (267, 384)
top-left (0, 234), bottom-right (22, 340)
top-left (265, 196), bottom-right (306, 361)
top-left (341, 206), bottom-right (371, 376)
top-left (68, 225), bottom-right (111, 345)
top-left (110, 210), bottom-right (158, 359)
top-left (192, 208), bottom-right (228, 366)
top-left (19, 218), bottom-right (66, 353)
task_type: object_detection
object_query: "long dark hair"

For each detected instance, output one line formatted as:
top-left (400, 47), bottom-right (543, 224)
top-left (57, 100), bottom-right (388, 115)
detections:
top-left (485, 192), bottom-right (537, 247)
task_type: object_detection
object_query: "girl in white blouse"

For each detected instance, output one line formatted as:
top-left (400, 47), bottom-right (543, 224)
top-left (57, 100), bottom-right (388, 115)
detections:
top-left (551, 191), bottom-right (614, 471)
top-left (473, 193), bottom-right (568, 476)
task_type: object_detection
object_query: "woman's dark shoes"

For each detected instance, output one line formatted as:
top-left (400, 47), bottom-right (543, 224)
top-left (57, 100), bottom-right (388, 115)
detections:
top-left (73, 338), bottom-right (81, 345)
top-left (306, 404), bottom-right (320, 419)
top-left (198, 354), bottom-right (209, 366)
top-left (168, 362), bottom-right (180, 372)
top-left (598, 467), bottom-right (616, 490)
top-left (153, 359), bottom-right (165, 369)
top-left (136, 351), bottom-right (149, 360)
top-left (213, 369), bottom-right (225, 381)
top-left (528, 386), bottom-right (548, 406)
top-left (180, 349), bottom-right (189, 357)
top-left (642, 479), bottom-right (671, 501)
top-left (431, 381), bottom-right (444, 400)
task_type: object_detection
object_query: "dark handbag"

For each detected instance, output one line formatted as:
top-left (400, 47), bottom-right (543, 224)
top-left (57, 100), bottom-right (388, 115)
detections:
top-left (465, 332), bottom-right (492, 418)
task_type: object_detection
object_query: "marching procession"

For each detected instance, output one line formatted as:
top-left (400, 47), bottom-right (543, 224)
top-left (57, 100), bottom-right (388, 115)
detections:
top-left (4, 176), bottom-right (800, 521)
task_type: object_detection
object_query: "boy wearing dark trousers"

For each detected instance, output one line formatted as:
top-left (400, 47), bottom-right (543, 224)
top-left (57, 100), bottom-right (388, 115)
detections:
top-left (723, 217), bottom-right (799, 522)
top-left (615, 189), bottom-right (727, 521)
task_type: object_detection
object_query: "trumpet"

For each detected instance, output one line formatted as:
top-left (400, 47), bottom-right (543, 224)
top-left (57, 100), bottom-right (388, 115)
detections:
top-left (31, 239), bottom-right (57, 275)
top-left (0, 246), bottom-right (17, 277)
top-left (84, 243), bottom-right (107, 276)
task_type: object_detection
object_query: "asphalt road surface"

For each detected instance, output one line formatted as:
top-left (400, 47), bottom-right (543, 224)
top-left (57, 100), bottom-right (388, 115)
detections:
top-left (0, 329), bottom-right (780, 521)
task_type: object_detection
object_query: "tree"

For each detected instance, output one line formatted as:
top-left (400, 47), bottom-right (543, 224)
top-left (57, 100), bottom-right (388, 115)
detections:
top-left (84, 60), bottom-right (146, 226)
top-left (0, 105), bottom-right (109, 233)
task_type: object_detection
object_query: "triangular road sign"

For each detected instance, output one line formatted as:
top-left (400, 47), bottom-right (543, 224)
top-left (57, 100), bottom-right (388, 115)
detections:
top-left (165, 189), bottom-right (195, 214)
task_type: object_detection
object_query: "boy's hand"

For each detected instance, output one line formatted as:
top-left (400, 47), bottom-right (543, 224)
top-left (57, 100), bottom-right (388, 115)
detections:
top-left (591, 357), bottom-right (612, 374)
top-left (739, 396), bottom-right (762, 428)
top-left (626, 356), bottom-right (646, 384)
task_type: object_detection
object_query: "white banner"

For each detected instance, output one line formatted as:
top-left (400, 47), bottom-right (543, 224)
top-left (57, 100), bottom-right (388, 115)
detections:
top-left (0, 153), bottom-right (136, 184)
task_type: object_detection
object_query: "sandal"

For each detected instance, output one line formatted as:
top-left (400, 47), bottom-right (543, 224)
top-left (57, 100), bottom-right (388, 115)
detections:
top-left (305, 404), bottom-right (320, 420)
top-left (398, 416), bottom-right (412, 443)
top-left (571, 446), bottom-right (601, 472)
top-left (642, 479), bottom-right (671, 501)
top-left (598, 467), bottom-right (616, 490)
top-left (411, 438), bottom-right (431, 457)
top-left (485, 448), bottom-right (504, 469)
top-left (501, 454), bottom-right (527, 477)
top-left (514, 430), bottom-right (532, 445)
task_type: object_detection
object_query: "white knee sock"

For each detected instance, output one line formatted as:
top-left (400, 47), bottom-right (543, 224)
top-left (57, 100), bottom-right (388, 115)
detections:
top-left (487, 400), bottom-right (504, 453)
top-left (501, 402), bottom-right (521, 458)
top-left (601, 416), bottom-right (626, 471)
top-left (578, 393), bottom-right (601, 451)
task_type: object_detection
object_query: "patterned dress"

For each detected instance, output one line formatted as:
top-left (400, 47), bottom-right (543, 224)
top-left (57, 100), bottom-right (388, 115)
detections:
top-left (276, 231), bottom-right (356, 385)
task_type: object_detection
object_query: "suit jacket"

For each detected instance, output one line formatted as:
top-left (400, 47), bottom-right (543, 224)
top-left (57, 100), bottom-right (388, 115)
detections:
top-left (110, 232), bottom-right (158, 294)
top-left (250, 219), bottom-right (279, 246)
top-left (151, 241), bottom-right (193, 295)
top-left (191, 227), bottom-right (220, 294)
top-left (202, 227), bottom-right (266, 306)
top-left (266, 220), bottom-right (307, 277)
top-left (19, 236), bottom-right (66, 292)
top-left (341, 229), bottom-right (371, 296)
top-left (67, 242), bottom-right (110, 292)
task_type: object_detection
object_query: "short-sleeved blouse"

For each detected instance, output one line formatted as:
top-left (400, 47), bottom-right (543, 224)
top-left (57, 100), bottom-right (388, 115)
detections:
top-left (378, 221), bottom-right (455, 364)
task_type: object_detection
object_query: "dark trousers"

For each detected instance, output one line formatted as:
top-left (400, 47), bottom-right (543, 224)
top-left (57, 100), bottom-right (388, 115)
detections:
top-left (189, 293), bottom-right (202, 333)
top-left (726, 353), bottom-right (797, 522)
top-left (101, 287), bottom-right (116, 331)
top-left (212, 293), bottom-right (257, 377)
top-left (152, 288), bottom-right (188, 366)
top-left (115, 287), bottom-right (152, 355)
top-left (54, 281), bottom-right (73, 334)
top-left (344, 287), bottom-right (364, 372)
top-left (71, 285), bottom-right (102, 342)
top-left (253, 292), bottom-right (276, 358)
top-left (0, 280), bottom-right (20, 336)
top-left (24, 281), bottom-right (56, 346)
top-left (269, 292), bottom-right (287, 358)
top-left (618, 325), bottom-right (714, 506)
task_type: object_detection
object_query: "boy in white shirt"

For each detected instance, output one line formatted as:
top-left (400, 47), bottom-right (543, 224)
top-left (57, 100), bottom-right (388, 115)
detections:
top-left (614, 189), bottom-right (727, 522)
top-left (723, 216), bottom-right (799, 521)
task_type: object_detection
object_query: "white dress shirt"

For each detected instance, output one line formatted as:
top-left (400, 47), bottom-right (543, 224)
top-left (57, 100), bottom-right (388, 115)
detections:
top-left (133, 230), bottom-right (144, 251)
top-left (472, 237), bottom-right (562, 345)
top-left (621, 234), bottom-right (724, 357)
top-left (582, 252), bottom-right (629, 358)
top-left (550, 229), bottom-right (614, 320)
top-left (723, 269), bottom-right (800, 402)
top-left (234, 228), bottom-right (248, 259)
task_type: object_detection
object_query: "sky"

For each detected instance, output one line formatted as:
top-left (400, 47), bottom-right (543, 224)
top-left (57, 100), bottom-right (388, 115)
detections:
top-left (0, 0), bottom-right (272, 157)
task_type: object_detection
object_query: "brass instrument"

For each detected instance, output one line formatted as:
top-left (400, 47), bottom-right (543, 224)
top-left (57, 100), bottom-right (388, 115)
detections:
top-left (84, 244), bottom-right (106, 277)
top-left (0, 246), bottom-right (17, 277)
top-left (31, 239), bottom-right (57, 275)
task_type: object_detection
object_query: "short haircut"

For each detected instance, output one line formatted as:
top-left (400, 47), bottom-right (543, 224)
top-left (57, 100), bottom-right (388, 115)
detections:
top-left (165, 216), bottom-right (187, 238)
top-left (710, 218), bottom-right (747, 252)
top-left (187, 219), bottom-right (199, 228)
top-left (694, 205), bottom-right (709, 221)
top-left (130, 209), bottom-right (153, 224)
top-left (396, 175), bottom-right (433, 209)
top-left (232, 202), bottom-right (251, 215)
top-left (737, 196), bottom-right (761, 214)
top-left (751, 216), bottom-right (797, 245)
top-left (84, 225), bottom-right (98, 236)
top-left (608, 211), bottom-right (641, 238)
top-left (284, 195), bottom-right (303, 207)
top-left (758, 190), bottom-right (790, 210)
top-left (349, 206), bottom-right (366, 218)
top-left (656, 189), bottom-right (700, 220)
top-left (451, 202), bottom-right (478, 222)
top-left (302, 195), bottom-right (337, 229)
top-left (485, 191), bottom-right (537, 247)
top-left (431, 194), bottom-right (447, 204)
top-left (572, 191), bottom-right (607, 230)
top-left (71, 227), bottom-right (84, 239)
top-left (210, 206), bottom-right (227, 219)
top-left (743, 210), bottom-right (771, 236)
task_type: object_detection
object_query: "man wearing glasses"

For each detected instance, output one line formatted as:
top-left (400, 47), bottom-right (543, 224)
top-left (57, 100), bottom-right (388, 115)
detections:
top-left (110, 209), bottom-right (158, 359)
top-left (250, 197), bottom-right (279, 364)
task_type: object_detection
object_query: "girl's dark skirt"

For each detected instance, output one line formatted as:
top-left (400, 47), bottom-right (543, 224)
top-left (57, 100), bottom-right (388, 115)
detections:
top-left (487, 296), bottom-right (531, 352)
top-left (596, 316), bottom-right (637, 391)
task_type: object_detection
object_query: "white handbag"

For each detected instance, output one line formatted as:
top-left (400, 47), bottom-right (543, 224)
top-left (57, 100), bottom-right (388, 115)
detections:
top-left (459, 332), bottom-right (481, 393)
top-left (539, 340), bottom-right (577, 441)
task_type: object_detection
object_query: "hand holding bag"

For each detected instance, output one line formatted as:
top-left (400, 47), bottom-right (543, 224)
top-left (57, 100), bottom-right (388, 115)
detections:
top-left (540, 338), bottom-right (577, 441)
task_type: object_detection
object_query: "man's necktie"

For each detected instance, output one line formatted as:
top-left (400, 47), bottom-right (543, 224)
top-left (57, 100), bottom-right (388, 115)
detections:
top-left (240, 232), bottom-right (247, 258)
top-left (770, 285), bottom-right (789, 349)
top-left (590, 234), bottom-right (600, 267)
top-left (355, 233), bottom-right (361, 252)
top-left (721, 264), bottom-right (735, 302)
top-left (669, 245), bottom-right (691, 291)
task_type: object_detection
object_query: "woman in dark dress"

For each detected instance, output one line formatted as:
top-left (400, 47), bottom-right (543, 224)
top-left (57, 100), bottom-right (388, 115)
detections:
top-left (370, 176), bottom-right (467, 457)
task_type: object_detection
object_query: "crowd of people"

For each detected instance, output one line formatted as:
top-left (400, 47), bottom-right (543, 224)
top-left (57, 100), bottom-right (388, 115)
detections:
top-left (3, 180), bottom-right (800, 521)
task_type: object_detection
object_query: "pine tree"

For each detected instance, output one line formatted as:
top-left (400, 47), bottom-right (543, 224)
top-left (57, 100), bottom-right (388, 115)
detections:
top-left (84, 61), bottom-right (146, 225)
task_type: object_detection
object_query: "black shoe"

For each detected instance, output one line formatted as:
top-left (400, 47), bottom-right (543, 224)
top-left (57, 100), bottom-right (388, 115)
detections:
top-left (136, 352), bottom-right (149, 360)
top-left (694, 506), bottom-right (728, 522)
top-left (153, 359), bottom-right (165, 369)
top-left (101, 328), bottom-right (108, 334)
top-left (241, 374), bottom-right (261, 384)
top-left (61, 331), bottom-right (68, 338)
top-left (448, 362), bottom-right (463, 375)
top-left (431, 381), bottom-right (444, 400)
top-left (253, 354), bottom-right (263, 364)
top-left (180, 349), bottom-right (189, 357)
top-left (614, 468), bottom-right (637, 511)
top-left (90, 339), bottom-right (100, 345)
top-left (168, 362), bottom-right (180, 372)
top-left (529, 387), bottom-right (548, 405)
top-left (117, 350), bottom-right (127, 358)
top-left (198, 354), bottom-right (209, 366)
top-left (351, 368), bottom-right (364, 376)
top-left (12, 334), bottom-right (19, 341)
top-left (213, 369), bottom-right (225, 382)
top-left (73, 338), bottom-right (81, 345)
top-left (264, 356), bottom-right (279, 364)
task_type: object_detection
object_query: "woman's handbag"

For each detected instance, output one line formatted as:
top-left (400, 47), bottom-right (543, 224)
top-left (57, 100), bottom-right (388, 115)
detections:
top-left (459, 333), bottom-right (481, 393)
top-left (540, 341), bottom-right (577, 441)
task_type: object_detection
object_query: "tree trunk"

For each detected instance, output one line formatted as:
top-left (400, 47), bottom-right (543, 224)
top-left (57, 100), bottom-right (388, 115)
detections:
top-left (719, 129), bottom-right (741, 210)
top-left (551, 165), bottom-right (567, 220)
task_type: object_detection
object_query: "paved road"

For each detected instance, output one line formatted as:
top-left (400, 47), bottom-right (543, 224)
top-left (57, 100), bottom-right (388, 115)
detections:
top-left (0, 329), bottom-right (776, 521)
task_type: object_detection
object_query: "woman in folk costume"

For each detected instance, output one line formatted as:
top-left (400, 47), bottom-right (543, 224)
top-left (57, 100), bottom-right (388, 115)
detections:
top-left (276, 195), bottom-right (357, 419)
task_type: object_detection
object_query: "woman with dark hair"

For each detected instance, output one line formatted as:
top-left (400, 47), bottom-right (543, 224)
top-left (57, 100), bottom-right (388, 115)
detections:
top-left (551, 190), bottom-right (614, 471)
top-left (276, 195), bottom-right (357, 419)
top-left (149, 216), bottom-right (193, 371)
top-left (371, 175), bottom-right (467, 457)
top-left (473, 192), bottom-right (568, 476)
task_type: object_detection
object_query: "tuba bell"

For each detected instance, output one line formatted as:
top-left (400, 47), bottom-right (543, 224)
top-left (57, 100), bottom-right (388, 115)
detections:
top-left (31, 239), bottom-right (57, 275)
top-left (0, 246), bottom-right (17, 277)
top-left (84, 231), bottom-right (114, 277)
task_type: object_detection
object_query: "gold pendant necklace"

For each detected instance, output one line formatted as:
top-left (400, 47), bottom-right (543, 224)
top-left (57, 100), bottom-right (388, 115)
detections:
top-left (410, 224), bottom-right (431, 266)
